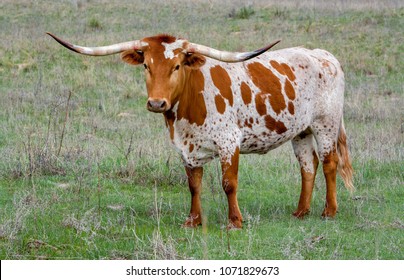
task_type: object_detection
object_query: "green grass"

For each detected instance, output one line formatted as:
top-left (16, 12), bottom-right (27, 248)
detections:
top-left (0, 0), bottom-right (403, 260)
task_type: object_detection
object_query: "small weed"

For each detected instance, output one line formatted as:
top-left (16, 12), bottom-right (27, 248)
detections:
top-left (273, 7), bottom-right (290, 19)
top-left (88, 17), bottom-right (102, 30)
top-left (229, 6), bottom-right (255, 20)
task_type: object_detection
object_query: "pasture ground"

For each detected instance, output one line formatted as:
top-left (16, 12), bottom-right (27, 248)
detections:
top-left (0, 0), bottom-right (403, 259)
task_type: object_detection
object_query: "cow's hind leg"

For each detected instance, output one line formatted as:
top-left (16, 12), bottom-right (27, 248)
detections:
top-left (320, 148), bottom-right (339, 218)
top-left (312, 121), bottom-right (340, 218)
top-left (292, 131), bottom-right (319, 218)
top-left (183, 166), bottom-right (203, 227)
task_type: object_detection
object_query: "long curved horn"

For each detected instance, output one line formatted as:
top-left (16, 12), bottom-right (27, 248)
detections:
top-left (186, 39), bottom-right (281, 62)
top-left (46, 32), bottom-right (146, 56)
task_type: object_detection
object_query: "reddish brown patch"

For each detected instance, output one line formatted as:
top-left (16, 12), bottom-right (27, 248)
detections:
top-left (210, 65), bottom-right (233, 106)
top-left (247, 62), bottom-right (286, 115)
top-left (243, 119), bottom-right (252, 128)
top-left (240, 82), bottom-right (252, 105)
top-left (284, 79), bottom-right (296, 100)
top-left (282, 64), bottom-right (296, 81)
top-left (319, 73), bottom-right (323, 79)
top-left (270, 60), bottom-right (296, 81)
top-left (189, 143), bottom-right (194, 153)
top-left (177, 69), bottom-right (206, 126)
top-left (288, 101), bottom-right (295, 115)
top-left (164, 110), bottom-right (176, 140)
top-left (215, 94), bottom-right (226, 114)
top-left (264, 115), bottom-right (287, 134)
top-left (255, 93), bottom-right (267, 116)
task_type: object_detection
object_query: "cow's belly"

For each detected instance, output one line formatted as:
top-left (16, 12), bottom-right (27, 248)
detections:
top-left (175, 127), bottom-right (303, 167)
top-left (238, 111), bottom-right (310, 154)
top-left (239, 128), bottom-right (297, 154)
top-left (178, 128), bottom-right (300, 166)
top-left (180, 146), bottom-right (217, 167)
top-left (171, 111), bottom-right (309, 166)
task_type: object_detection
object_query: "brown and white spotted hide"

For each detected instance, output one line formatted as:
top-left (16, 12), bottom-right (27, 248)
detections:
top-left (121, 35), bottom-right (350, 229)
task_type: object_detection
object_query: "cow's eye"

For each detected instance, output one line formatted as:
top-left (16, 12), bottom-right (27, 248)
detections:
top-left (174, 65), bottom-right (180, 71)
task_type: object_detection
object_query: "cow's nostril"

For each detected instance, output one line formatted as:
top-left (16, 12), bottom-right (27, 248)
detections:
top-left (147, 99), bottom-right (168, 112)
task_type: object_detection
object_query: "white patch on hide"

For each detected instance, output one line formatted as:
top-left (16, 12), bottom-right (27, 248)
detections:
top-left (162, 40), bottom-right (186, 60)
top-left (292, 135), bottom-right (316, 174)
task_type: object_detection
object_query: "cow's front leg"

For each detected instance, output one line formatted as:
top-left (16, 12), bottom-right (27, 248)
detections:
top-left (183, 166), bottom-right (203, 228)
top-left (221, 147), bottom-right (242, 229)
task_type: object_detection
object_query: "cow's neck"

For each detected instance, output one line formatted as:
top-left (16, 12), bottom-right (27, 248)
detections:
top-left (163, 109), bottom-right (176, 141)
top-left (172, 68), bottom-right (207, 127)
top-left (163, 68), bottom-right (208, 143)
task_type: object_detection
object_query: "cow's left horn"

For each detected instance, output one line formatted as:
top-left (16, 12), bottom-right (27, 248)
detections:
top-left (46, 32), bottom-right (146, 56)
top-left (186, 39), bottom-right (281, 62)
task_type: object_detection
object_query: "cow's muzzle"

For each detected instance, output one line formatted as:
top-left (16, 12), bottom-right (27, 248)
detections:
top-left (147, 98), bottom-right (169, 113)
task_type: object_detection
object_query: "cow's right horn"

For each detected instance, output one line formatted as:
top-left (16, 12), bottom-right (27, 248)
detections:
top-left (46, 32), bottom-right (146, 56)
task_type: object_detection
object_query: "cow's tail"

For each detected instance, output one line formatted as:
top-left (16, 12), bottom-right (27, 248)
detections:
top-left (337, 119), bottom-right (354, 192)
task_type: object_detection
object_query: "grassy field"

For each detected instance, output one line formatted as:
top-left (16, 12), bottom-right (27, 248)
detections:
top-left (0, 0), bottom-right (403, 260)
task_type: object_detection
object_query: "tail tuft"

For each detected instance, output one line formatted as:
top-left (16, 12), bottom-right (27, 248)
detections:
top-left (337, 119), bottom-right (354, 192)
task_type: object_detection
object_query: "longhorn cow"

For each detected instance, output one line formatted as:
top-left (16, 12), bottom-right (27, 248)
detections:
top-left (47, 33), bottom-right (353, 229)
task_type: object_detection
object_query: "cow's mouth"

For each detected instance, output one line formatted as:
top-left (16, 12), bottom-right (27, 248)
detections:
top-left (147, 99), bottom-right (170, 113)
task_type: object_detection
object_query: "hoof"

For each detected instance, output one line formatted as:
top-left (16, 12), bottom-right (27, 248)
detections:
top-left (226, 219), bottom-right (242, 230)
top-left (182, 215), bottom-right (201, 228)
top-left (292, 208), bottom-right (310, 219)
top-left (321, 207), bottom-right (337, 218)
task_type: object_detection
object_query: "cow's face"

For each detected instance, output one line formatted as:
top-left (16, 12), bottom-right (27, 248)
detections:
top-left (121, 35), bottom-right (206, 113)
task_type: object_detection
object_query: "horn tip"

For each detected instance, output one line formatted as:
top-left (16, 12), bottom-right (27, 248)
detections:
top-left (46, 32), bottom-right (56, 38)
top-left (241, 39), bottom-right (282, 61)
top-left (267, 39), bottom-right (281, 48)
top-left (46, 32), bottom-right (81, 54)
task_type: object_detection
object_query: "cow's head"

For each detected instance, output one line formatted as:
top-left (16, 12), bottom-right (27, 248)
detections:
top-left (47, 33), bottom-right (280, 113)
top-left (120, 35), bottom-right (207, 113)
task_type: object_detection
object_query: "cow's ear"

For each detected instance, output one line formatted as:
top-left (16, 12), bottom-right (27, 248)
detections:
top-left (184, 53), bottom-right (206, 69)
top-left (121, 50), bottom-right (144, 65)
